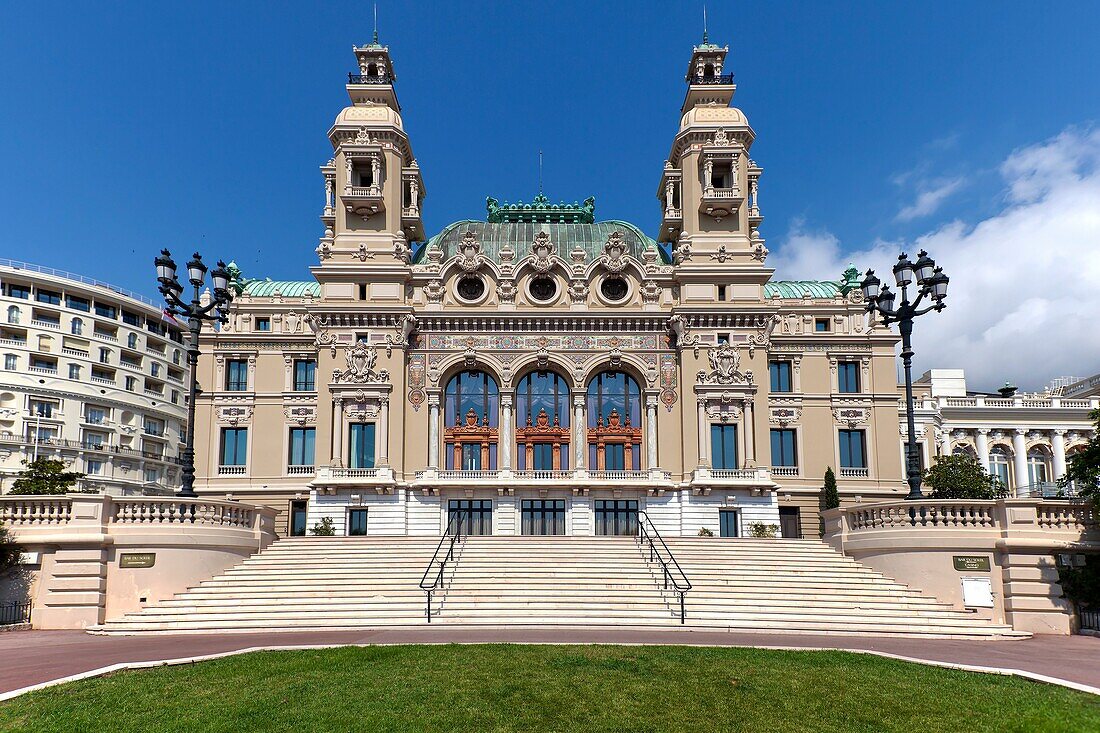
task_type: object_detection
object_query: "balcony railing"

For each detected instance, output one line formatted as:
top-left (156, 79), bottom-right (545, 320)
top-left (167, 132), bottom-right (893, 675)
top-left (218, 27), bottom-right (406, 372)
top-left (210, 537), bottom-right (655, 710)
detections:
top-left (218, 465), bottom-right (247, 476)
top-left (287, 465), bottom-right (315, 476)
top-left (701, 186), bottom-right (740, 200)
top-left (90, 375), bottom-right (115, 385)
top-left (93, 331), bottom-right (118, 343)
top-left (347, 73), bottom-right (394, 84)
top-left (839, 467), bottom-right (870, 478)
top-left (512, 470), bottom-right (573, 481)
top-left (30, 319), bottom-right (60, 330)
top-left (345, 185), bottom-right (382, 198)
top-left (690, 73), bottom-right (734, 84)
top-left (28, 365), bottom-right (57, 374)
top-left (0, 433), bottom-right (182, 464)
top-left (771, 466), bottom-right (799, 477)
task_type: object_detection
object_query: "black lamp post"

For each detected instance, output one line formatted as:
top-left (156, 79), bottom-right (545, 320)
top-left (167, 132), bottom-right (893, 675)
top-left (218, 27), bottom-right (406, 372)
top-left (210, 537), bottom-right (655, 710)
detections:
top-left (860, 250), bottom-right (949, 500)
top-left (155, 250), bottom-right (234, 498)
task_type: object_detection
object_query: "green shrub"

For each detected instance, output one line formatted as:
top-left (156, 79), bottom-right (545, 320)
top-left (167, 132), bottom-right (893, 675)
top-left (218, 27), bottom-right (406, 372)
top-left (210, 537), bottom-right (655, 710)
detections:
top-left (748, 522), bottom-right (778, 539)
top-left (0, 524), bottom-right (21, 574)
top-left (10, 457), bottom-right (89, 495)
top-left (310, 517), bottom-right (337, 536)
top-left (923, 453), bottom-right (1007, 500)
top-left (697, 527), bottom-right (714, 537)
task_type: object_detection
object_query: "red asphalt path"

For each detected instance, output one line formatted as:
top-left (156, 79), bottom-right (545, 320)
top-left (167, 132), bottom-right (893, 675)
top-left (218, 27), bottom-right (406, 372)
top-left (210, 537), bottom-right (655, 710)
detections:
top-left (1, 627), bottom-right (1098, 699)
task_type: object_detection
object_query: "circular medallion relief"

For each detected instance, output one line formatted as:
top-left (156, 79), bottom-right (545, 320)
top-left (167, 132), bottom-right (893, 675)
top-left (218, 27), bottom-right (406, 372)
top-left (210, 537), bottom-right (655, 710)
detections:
top-left (600, 277), bottom-right (629, 302)
top-left (456, 276), bottom-right (485, 302)
top-left (529, 276), bottom-right (558, 303)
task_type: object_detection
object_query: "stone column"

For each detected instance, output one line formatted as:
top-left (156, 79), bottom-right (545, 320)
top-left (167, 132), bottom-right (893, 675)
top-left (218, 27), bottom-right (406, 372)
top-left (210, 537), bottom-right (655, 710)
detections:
top-left (1012, 429), bottom-right (1029, 496)
top-left (1052, 429), bottom-right (1067, 482)
top-left (332, 398), bottom-right (344, 466)
top-left (697, 397), bottom-right (708, 468)
top-left (500, 394), bottom-right (513, 471)
top-left (939, 428), bottom-right (952, 458)
top-left (378, 396), bottom-right (390, 466)
top-left (645, 395), bottom-right (658, 470)
top-left (573, 394), bottom-right (586, 470)
top-left (427, 394), bottom-right (440, 470)
top-left (743, 398), bottom-right (756, 466)
top-left (976, 429), bottom-right (990, 470)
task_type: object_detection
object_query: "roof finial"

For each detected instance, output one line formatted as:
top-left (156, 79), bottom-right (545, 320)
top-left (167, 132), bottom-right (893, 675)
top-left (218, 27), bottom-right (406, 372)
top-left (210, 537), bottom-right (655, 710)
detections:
top-left (702, 3), bottom-right (708, 44)
top-left (372, 3), bottom-right (379, 44)
top-left (538, 149), bottom-right (544, 195)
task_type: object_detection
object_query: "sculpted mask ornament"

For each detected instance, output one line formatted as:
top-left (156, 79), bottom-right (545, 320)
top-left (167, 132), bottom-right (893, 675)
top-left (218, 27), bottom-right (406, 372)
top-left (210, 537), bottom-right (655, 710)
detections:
top-left (600, 231), bottom-right (628, 274)
top-left (386, 314), bottom-right (418, 356)
top-left (699, 342), bottom-right (749, 385)
top-left (393, 233), bottom-right (411, 264)
top-left (334, 342), bottom-right (389, 384)
top-left (530, 231), bottom-right (555, 273)
top-left (456, 231), bottom-right (484, 273)
top-left (304, 313), bottom-right (337, 357)
top-left (667, 314), bottom-right (700, 356)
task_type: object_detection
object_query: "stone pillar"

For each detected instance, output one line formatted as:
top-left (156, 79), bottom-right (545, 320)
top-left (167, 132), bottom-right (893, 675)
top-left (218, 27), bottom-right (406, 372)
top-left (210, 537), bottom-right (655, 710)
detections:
top-left (500, 394), bottom-right (513, 471)
top-left (697, 398), bottom-right (708, 468)
top-left (324, 177), bottom-right (334, 213)
top-left (976, 428), bottom-right (990, 470)
top-left (1012, 429), bottom-right (1029, 496)
top-left (427, 394), bottom-right (440, 470)
top-left (645, 395), bottom-right (658, 470)
top-left (939, 428), bottom-right (952, 458)
top-left (743, 398), bottom-right (756, 466)
top-left (378, 396), bottom-right (390, 466)
top-left (573, 394), bottom-right (586, 470)
top-left (344, 157), bottom-right (354, 192)
top-left (332, 398), bottom-right (344, 465)
top-left (1052, 429), bottom-right (1068, 482)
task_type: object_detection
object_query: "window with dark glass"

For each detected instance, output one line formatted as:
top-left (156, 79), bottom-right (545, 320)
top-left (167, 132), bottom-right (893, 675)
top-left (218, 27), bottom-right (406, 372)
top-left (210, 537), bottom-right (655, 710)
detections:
top-left (587, 371), bottom-right (642, 471)
top-left (457, 276), bottom-right (485, 301)
top-left (220, 428), bottom-right (247, 466)
top-left (516, 370), bottom-right (569, 471)
top-left (594, 500), bottom-right (638, 536)
top-left (600, 277), bottom-right (628, 301)
top-left (529, 276), bottom-right (557, 302)
top-left (348, 423), bottom-right (375, 469)
top-left (294, 359), bottom-right (316, 391)
top-left (448, 499), bottom-right (493, 535)
top-left (903, 442), bottom-right (925, 472)
top-left (769, 361), bottom-right (792, 392)
top-left (348, 508), bottom-right (369, 536)
top-left (36, 289), bottom-right (61, 305)
top-left (839, 429), bottom-right (867, 469)
top-left (444, 370), bottom-right (499, 471)
top-left (65, 295), bottom-right (90, 312)
top-left (711, 424), bottom-right (739, 469)
top-left (770, 429), bottom-right (797, 467)
top-left (717, 285), bottom-right (727, 301)
top-left (521, 499), bottom-right (566, 536)
top-left (122, 311), bottom-right (142, 327)
top-left (837, 361), bottom-right (860, 393)
top-left (4, 284), bottom-right (30, 299)
top-left (226, 359), bottom-right (248, 391)
top-left (290, 500), bottom-right (308, 537)
top-left (94, 302), bottom-right (117, 318)
top-left (815, 318), bottom-right (829, 332)
top-left (256, 317), bottom-right (271, 332)
top-left (719, 509), bottom-right (739, 538)
top-left (288, 428), bottom-right (315, 467)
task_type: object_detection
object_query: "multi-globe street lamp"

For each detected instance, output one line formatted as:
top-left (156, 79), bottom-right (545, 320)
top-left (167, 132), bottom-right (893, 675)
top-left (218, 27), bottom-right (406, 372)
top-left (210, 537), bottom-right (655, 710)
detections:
top-left (154, 250), bottom-right (234, 498)
top-left (860, 251), bottom-right (950, 500)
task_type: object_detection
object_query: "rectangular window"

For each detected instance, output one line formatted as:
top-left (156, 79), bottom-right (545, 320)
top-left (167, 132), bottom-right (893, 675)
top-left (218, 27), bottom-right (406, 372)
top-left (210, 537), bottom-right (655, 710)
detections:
top-left (770, 429), bottom-right (797, 468)
top-left (448, 499), bottom-right (493, 536)
top-left (717, 332), bottom-right (730, 345)
top-left (348, 423), bottom-right (376, 469)
top-left (532, 443), bottom-right (554, 470)
top-left (815, 318), bottom-right (830, 332)
top-left (288, 428), bottom-right (315, 467)
top-left (36, 289), bottom-right (61, 305)
top-left (837, 361), bottom-right (861, 393)
top-left (144, 468), bottom-right (159, 483)
top-left (839, 429), bottom-right (867, 469)
top-left (124, 376), bottom-right (136, 391)
top-left (294, 359), bottom-right (316, 391)
top-left (521, 499), bottom-right (566, 536)
top-left (594, 500), bottom-right (638, 536)
top-left (348, 508), bottom-right (369, 536)
top-left (68, 364), bottom-right (81, 379)
top-left (83, 432), bottom-right (106, 447)
top-left (4, 355), bottom-right (17, 370)
top-left (4, 284), bottom-right (30, 299)
top-left (769, 361), bottom-right (792, 392)
top-left (86, 459), bottom-right (104, 475)
top-left (903, 442), bottom-right (925, 472)
top-left (604, 444), bottom-right (626, 471)
top-left (31, 356), bottom-right (57, 370)
top-left (220, 427), bottom-right (248, 466)
top-left (29, 399), bottom-right (56, 417)
top-left (150, 363), bottom-right (160, 377)
top-left (65, 295), bottom-right (90, 312)
top-left (710, 424), bottom-right (739, 469)
top-left (717, 285), bottom-right (727, 301)
top-left (225, 359), bottom-right (248, 391)
top-left (719, 509), bottom-right (739, 538)
top-left (122, 311), bottom-right (142, 326)
top-left (255, 317), bottom-right (271, 332)
top-left (460, 443), bottom-right (481, 470)
top-left (99, 347), bottom-right (110, 364)
top-left (290, 500), bottom-right (308, 537)
top-left (85, 406), bottom-right (108, 424)
top-left (94, 303), bottom-right (117, 318)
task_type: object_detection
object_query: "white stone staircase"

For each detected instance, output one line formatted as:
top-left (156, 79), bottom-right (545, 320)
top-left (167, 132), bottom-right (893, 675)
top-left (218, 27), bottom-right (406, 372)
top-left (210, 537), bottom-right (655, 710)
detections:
top-left (90, 535), bottom-right (1026, 638)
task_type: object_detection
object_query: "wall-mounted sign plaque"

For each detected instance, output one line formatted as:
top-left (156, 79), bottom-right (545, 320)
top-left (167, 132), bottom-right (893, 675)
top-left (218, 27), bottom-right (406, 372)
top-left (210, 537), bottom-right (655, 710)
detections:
top-left (119, 553), bottom-right (156, 569)
top-left (952, 555), bottom-right (991, 572)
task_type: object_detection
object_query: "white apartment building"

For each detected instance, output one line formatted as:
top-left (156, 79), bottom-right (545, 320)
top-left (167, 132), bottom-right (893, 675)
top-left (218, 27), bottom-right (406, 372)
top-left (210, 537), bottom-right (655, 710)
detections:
top-left (0, 260), bottom-right (189, 494)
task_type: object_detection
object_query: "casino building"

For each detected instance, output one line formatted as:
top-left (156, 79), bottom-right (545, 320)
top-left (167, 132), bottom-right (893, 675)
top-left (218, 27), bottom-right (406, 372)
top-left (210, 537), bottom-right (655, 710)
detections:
top-left (191, 36), bottom-right (919, 540)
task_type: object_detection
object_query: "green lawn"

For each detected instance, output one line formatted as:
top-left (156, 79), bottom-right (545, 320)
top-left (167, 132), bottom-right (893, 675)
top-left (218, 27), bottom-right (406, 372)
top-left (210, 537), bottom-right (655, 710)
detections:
top-left (1, 644), bottom-right (1097, 732)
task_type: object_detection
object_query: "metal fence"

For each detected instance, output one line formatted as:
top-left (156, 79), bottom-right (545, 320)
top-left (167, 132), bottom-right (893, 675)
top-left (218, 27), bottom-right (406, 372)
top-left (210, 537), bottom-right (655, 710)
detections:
top-left (1080, 606), bottom-right (1100, 632)
top-left (0, 601), bottom-right (31, 626)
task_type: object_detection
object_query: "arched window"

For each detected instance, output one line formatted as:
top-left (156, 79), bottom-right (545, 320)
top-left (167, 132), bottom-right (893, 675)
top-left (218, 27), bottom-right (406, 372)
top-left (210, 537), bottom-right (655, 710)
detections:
top-left (516, 370), bottom-right (570, 471)
top-left (702, 63), bottom-right (715, 81)
top-left (367, 62), bottom-right (378, 77)
top-left (989, 446), bottom-right (1011, 488)
top-left (1027, 448), bottom-right (1051, 486)
top-left (6, 305), bottom-right (19, 324)
top-left (71, 317), bottom-right (83, 335)
top-left (444, 370), bottom-right (499, 471)
top-left (587, 371), bottom-right (642, 471)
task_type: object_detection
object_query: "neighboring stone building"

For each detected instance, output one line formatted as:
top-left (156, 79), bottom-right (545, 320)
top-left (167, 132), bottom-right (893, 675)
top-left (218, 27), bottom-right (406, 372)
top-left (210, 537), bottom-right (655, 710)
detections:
top-left (911, 370), bottom-right (1099, 496)
top-left (0, 260), bottom-right (189, 494)
top-left (190, 35), bottom-right (913, 540)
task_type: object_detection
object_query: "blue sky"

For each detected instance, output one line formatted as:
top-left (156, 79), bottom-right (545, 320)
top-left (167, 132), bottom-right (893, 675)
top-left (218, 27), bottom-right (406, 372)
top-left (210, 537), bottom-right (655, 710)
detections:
top-left (1, 2), bottom-right (1098, 388)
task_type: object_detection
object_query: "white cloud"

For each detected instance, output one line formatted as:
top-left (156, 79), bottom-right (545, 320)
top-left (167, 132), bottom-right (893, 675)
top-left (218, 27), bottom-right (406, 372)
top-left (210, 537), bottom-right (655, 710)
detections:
top-left (895, 177), bottom-right (966, 222)
top-left (770, 127), bottom-right (1100, 391)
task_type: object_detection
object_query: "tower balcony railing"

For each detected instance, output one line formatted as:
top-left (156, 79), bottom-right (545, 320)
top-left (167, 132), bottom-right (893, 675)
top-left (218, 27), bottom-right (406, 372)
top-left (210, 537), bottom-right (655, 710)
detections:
top-left (690, 73), bottom-right (734, 85)
top-left (348, 73), bottom-right (394, 85)
top-left (701, 186), bottom-right (741, 200)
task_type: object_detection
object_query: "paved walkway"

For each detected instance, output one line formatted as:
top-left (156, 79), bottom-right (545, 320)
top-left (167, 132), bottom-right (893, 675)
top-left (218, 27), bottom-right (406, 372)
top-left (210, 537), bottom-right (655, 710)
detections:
top-left (1, 628), bottom-right (1098, 699)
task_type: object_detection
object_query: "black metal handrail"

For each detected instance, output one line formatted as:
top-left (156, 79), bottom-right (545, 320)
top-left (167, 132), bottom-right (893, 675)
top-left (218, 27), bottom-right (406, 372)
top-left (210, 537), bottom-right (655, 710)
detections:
top-left (690, 73), bottom-right (734, 85)
top-left (348, 73), bottom-right (394, 84)
top-left (0, 600), bottom-right (31, 626)
top-left (636, 510), bottom-right (692, 624)
top-left (418, 510), bottom-right (468, 622)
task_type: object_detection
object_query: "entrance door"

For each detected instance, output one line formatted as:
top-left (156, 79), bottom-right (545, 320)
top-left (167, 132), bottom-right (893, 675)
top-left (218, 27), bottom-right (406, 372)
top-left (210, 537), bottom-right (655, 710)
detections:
top-left (719, 509), bottom-right (739, 538)
top-left (594, 499), bottom-right (638, 536)
top-left (289, 500), bottom-right (307, 537)
top-left (448, 499), bottom-right (493, 535)
top-left (779, 507), bottom-right (802, 538)
top-left (521, 499), bottom-right (566, 535)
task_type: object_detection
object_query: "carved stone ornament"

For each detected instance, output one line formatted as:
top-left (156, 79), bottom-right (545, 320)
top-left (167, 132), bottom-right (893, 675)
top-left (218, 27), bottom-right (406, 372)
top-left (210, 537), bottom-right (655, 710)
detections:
top-left (709, 244), bottom-right (731, 263)
top-left (393, 233), bottom-right (411, 264)
top-left (386, 314), bottom-right (418, 356)
top-left (698, 342), bottom-right (749, 385)
top-left (333, 342), bottom-right (389, 384)
top-left (356, 242), bottom-right (375, 261)
top-left (536, 345), bottom-right (550, 370)
top-left (304, 313), bottom-right (338, 358)
top-left (833, 407), bottom-right (870, 428)
top-left (463, 345), bottom-right (478, 370)
top-left (316, 239), bottom-right (333, 261)
top-left (750, 229), bottom-right (769, 262)
top-left (569, 278), bottom-right (587, 304)
top-left (600, 231), bottom-right (628, 274)
top-left (769, 406), bottom-right (802, 427)
top-left (497, 279), bottom-right (517, 305)
top-left (284, 405), bottom-right (317, 426)
top-left (746, 314), bottom-right (778, 358)
top-left (666, 314), bottom-right (700, 356)
top-left (456, 231), bottom-right (484, 273)
top-left (218, 405), bottom-right (253, 426)
top-left (711, 127), bottom-right (731, 146)
top-left (530, 231), bottom-right (555, 273)
top-left (672, 234), bottom-right (692, 264)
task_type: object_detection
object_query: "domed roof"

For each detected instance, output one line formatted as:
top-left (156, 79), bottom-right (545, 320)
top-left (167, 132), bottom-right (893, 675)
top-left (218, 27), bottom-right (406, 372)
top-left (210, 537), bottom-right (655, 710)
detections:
top-left (333, 104), bottom-right (403, 130)
top-left (680, 105), bottom-right (749, 131)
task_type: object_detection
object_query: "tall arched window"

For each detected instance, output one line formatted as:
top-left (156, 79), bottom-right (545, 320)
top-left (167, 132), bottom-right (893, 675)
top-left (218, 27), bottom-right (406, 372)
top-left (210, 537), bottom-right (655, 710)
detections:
top-left (587, 371), bottom-right (642, 471)
top-left (71, 317), bottom-right (83, 335)
top-left (444, 370), bottom-right (499, 471)
top-left (989, 446), bottom-right (1011, 488)
top-left (6, 306), bottom-right (19, 324)
top-left (516, 370), bottom-right (570, 471)
top-left (1027, 448), bottom-right (1051, 486)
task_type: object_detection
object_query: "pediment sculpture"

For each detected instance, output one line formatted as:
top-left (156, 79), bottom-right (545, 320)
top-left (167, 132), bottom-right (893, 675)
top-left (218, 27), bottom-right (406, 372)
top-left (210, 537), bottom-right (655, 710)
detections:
top-left (334, 341), bottom-right (389, 384)
top-left (698, 342), bottom-right (748, 385)
top-left (456, 231), bottom-right (484, 273)
top-left (386, 314), bottom-right (418, 355)
top-left (667, 314), bottom-right (700, 356)
top-left (530, 231), bottom-right (556, 273)
top-left (600, 231), bottom-right (628, 274)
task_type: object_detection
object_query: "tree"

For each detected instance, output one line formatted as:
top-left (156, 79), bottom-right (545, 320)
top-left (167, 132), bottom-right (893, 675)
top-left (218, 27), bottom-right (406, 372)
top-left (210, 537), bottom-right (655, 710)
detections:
top-left (922, 453), bottom-right (1007, 500)
top-left (1060, 408), bottom-right (1100, 508)
top-left (10, 458), bottom-right (88, 496)
top-left (821, 467), bottom-right (840, 510)
top-left (0, 523), bottom-right (20, 575)
top-left (310, 517), bottom-right (336, 536)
